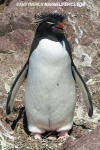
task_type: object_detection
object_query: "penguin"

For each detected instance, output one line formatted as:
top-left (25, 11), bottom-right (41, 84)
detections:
top-left (6, 13), bottom-right (93, 139)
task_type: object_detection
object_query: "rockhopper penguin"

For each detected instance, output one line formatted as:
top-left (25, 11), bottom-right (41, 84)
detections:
top-left (6, 13), bottom-right (93, 139)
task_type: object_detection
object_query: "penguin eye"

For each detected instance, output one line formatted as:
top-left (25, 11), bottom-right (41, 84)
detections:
top-left (46, 21), bottom-right (55, 24)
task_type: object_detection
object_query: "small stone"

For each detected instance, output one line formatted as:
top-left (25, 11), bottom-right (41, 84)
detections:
top-left (47, 136), bottom-right (57, 140)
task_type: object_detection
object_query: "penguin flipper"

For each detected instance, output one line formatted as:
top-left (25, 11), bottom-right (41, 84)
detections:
top-left (6, 61), bottom-right (29, 115)
top-left (72, 63), bottom-right (93, 117)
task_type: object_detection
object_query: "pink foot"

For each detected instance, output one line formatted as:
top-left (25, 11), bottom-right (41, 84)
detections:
top-left (58, 130), bottom-right (69, 139)
top-left (31, 133), bottom-right (42, 139)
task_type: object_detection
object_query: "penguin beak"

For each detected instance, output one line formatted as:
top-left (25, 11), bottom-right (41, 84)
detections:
top-left (52, 22), bottom-right (66, 34)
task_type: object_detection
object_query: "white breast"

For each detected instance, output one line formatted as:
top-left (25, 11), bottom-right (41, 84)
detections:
top-left (24, 39), bottom-right (76, 131)
top-left (30, 39), bottom-right (69, 65)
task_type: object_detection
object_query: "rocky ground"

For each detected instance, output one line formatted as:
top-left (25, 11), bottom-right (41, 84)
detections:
top-left (0, 0), bottom-right (100, 150)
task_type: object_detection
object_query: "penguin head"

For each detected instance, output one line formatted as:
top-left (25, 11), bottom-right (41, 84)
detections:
top-left (35, 13), bottom-right (66, 38)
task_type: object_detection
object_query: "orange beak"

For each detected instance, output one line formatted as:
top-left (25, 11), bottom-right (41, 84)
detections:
top-left (52, 22), bottom-right (66, 34)
top-left (58, 22), bottom-right (65, 28)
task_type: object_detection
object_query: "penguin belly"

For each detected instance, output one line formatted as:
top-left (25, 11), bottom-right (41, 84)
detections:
top-left (24, 39), bottom-right (76, 133)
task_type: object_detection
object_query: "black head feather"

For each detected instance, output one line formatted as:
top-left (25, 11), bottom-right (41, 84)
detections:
top-left (35, 13), bottom-right (66, 23)
top-left (34, 13), bottom-right (66, 40)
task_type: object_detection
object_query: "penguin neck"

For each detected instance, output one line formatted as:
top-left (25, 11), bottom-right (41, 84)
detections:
top-left (35, 32), bottom-right (64, 42)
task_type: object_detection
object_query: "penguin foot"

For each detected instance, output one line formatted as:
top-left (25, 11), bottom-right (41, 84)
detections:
top-left (33, 133), bottom-right (42, 139)
top-left (58, 130), bottom-right (69, 139)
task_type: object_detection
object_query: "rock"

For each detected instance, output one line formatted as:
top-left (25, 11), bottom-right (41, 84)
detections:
top-left (0, 108), bottom-right (4, 119)
top-left (73, 45), bottom-right (92, 67)
top-left (59, 126), bottom-right (100, 150)
top-left (0, 29), bottom-right (33, 52)
top-left (5, 0), bottom-right (13, 6)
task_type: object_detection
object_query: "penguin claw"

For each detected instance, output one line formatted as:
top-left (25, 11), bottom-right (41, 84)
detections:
top-left (58, 130), bottom-right (69, 139)
top-left (33, 133), bottom-right (42, 139)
